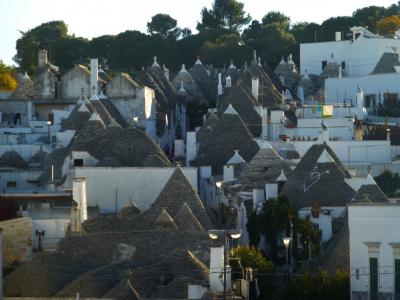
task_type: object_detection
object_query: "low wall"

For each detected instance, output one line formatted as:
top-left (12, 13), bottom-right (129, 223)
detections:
top-left (0, 217), bottom-right (32, 265)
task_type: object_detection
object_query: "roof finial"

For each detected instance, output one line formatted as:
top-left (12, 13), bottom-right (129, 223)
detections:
top-left (179, 81), bottom-right (186, 93)
top-left (180, 64), bottom-right (187, 73)
top-left (258, 57), bottom-right (262, 67)
top-left (195, 56), bottom-right (202, 65)
top-left (229, 59), bottom-right (235, 69)
top-left (152, 56), bottom-right (160, 68)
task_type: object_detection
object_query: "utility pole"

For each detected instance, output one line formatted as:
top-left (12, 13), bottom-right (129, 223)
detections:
top-left (223, 233), bottom-right (227, 300)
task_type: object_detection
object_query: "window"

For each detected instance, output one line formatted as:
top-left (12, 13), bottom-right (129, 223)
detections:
top-left (322, 60), bottom-right (327, 70)
top-left (384, 93), bottom-right (398, 107)
top-left (365, 95), bottom-right (377, 108)
top-left (6, 181), bottom-right (17, 188)
top-left (341, 61), bottom-right (346, 70)
top-left (370, 257), bottom-right (378, 300)
top-left (73, 159), bottom-right (84, 167)
top-left (331, 53), bottom-right (334, 59)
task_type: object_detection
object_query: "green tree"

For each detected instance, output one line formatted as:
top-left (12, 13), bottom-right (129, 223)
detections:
top-left (352, 6), bottom-right (387, 32)
top-left (262, 11), bottom-right (290, 30)
top-left (14, 21), bottom-right (68, 74)
top-left (374, 170), bottom-right (400, 197)
top-left (0, 61), bottom-right (17, 91)
top-left (249, 195), bottom-right (321, 264)
top-left (291, 22), bottom-right (320, 44)
top-left (197, 0), bottom-right (251, 33)
top-left (200, 33), bottom-right (248, 67)
top-left (147, 13), bottom-right (181, 39)
top-left (230, 247), bottom-right (274, 299)
top-left (281, 271), bottom-right (349, 300)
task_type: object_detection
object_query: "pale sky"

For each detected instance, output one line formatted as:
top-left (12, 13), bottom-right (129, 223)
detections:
top-left (0, 0), bottom-right (396, 65)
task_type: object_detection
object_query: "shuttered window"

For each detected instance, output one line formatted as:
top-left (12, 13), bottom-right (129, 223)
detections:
top-left (370, 257), bottom-right (378, 300)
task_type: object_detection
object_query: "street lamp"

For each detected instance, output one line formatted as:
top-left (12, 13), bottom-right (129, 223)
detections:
top-left (208, 229), bottom-right (242, 300)
top-left (46, 120), bottom-right (52, 145)
top-left (283, 237), bottom-right (292, 282)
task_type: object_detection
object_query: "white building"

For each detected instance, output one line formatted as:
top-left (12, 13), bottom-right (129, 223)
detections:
top-left (300, 27), bottom-right (400, 77)
top-left (75, 167), bottom-right (198, 213)
top-left (349, 185), bottom-right (400, 300)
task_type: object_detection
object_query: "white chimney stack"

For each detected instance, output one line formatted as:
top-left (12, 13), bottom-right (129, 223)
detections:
top-left (252, 77), bottom-right (259, 100)
top-left (210, 247), bottom-right (224, 292)
top-left (265, 183), bottom-right (278, 200)
top-left (90, 58), bottom-right (99, 98)
top-left (225, 76), bottom-right (231, 88)
top-left (218, 73), bottom-right (223, 96)
top-left (186, 131), bottom-right (197, 166)
top-left (338, 65), bottom-right (342, 78)
top-left (335, 31), bottom-right (341, 41)
top-left (261, 108), bottom-right (268, 139)
top-left (73, 177), bottom-right (88, 221)
top-left (223, 165), bottom-right (235, 182)
top-left (38, 50), bottom-right (48, 68)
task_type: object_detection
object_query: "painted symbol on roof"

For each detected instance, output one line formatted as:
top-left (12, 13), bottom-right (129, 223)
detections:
top-left (301, 165), bottom-right (330, 192)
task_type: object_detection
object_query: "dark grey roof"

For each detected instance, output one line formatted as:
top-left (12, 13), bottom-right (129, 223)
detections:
top-left (189, 61), bottom-right (216, 104)
top-left (196, 112), bottom-right (260, 175)
top-left (39, 126), bottom-right (172, 184)
top-left (4, 180), bottom-right (214, 298)
top-left (352, 184), bottom-right (389, 204)
top-left (237, 147), bottom-right (292, 191)
top-left (239, 64), bottom-right (282, 108)
top-left (95, 156), bottom-right (124, 167)
top-left (99, 98), bottom-right (129, 128)
top-left (28, 149), bottom-right (49, 168)
top-left (372, 52), bottom-right (400, 74)
top-left (145, 168), bottom-right (213, 230)
top-left (196, 112), bottom-right (219, 142)
top-left (218, 83), bottom-right (261, 137)
top-left (0, 151), bottom-right (28, 169)
top-left (281, 143), bottom-right (355, 209)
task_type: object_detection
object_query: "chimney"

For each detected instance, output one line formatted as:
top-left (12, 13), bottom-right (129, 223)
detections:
top-left (73, 177), bottom-right (88, 221)
top-left (265, 183), bottom-right (278, 200)
top-left (223, 165), bottom-right (235, 182)
top-left (163, 64), bottom-right (170, 81)
top-left (38, 49), bottom-right (48, 68)
top-left (261, 108), bottom-right (268, 139)
top-left (335, 31), bottom-right (341, 41)
top-left (225, 76), bottom-right (231, 88)
top-left (186, 131), bottom-right (197, 166)
top-left (338, 65), bottom-right (342, 78)
top-left (209, 247), bottom-right (224, 292)
top-left (90, 58), bottom-right (99, 98)
top-left (70, 207), bottom-right (82, 234)
top-left (217, 73), bottom-right (223, 96)
top-left (251, 77), bottom-right (259, 100)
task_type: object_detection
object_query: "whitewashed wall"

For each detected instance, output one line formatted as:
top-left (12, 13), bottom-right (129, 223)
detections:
top-left (326, 73), bottom-right (400, 104)
top-left (292, 140), bottom-right (391, 165)
top-left (0, 170), bottom-right (42, 190)
top-left (349, 205), bottom-right (400, 294)
top-left (300, 36), bottom-right (400, 76)
top-left (74, 167), bottom-right (198, 213)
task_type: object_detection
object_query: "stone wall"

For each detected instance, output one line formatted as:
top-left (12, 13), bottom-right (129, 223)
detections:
top-left (0, 217), bottom-right (32, 265)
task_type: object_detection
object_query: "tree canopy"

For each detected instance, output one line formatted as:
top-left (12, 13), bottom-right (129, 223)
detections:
top-left (197, 0), bottom-right (251, 33)
top-left (0, 61), bottom-right (17, 91)
top-left (11, 3), bottom-right (400, 75)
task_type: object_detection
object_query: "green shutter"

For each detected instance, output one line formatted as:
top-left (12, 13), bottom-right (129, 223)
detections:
top-left (370, 257), bottom-right (378, 300)
top-left (395, 259), bottom-right (400, 300)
